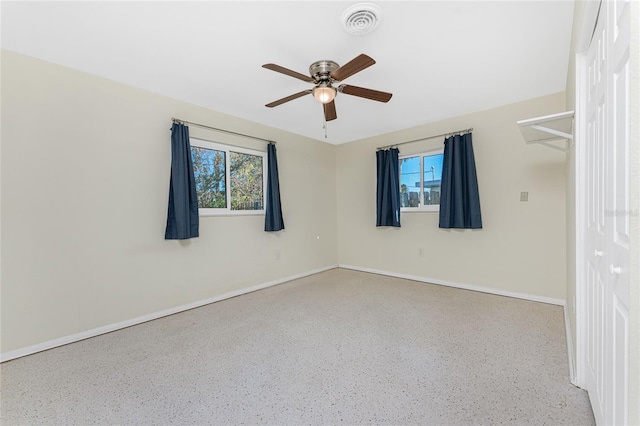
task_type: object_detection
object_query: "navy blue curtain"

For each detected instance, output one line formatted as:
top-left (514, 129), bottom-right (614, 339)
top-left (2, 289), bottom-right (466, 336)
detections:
top-left (376, 148), bottom-right (401, 227)
top-left (265, 143), bottom-right (285, 232)
top-left (165, 123), bottom-right (199, 240)
top-left (439, 132), bottom-right (482, 229)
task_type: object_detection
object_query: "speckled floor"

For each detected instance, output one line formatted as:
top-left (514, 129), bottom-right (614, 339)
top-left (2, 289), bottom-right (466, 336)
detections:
top-left (1, 268), bottom-right (594, 425)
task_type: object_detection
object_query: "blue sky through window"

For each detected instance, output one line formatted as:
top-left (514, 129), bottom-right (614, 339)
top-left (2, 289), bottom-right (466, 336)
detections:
top-left (423, 154), bottom-right (443, 183)
top-left (400, 153), bottom-right (443, 190)
top-left (400, 156), bottom-right (420, 190)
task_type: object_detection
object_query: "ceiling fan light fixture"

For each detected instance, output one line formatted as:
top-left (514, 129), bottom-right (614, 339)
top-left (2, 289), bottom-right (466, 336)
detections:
top-left (313, 84), bottom-right (337, 104)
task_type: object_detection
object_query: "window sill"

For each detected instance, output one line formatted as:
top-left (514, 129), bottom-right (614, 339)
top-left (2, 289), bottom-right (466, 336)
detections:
top-left (401, 208), bottom-right (440, 213)
top-left (199, 210), bottom-right (265, 217)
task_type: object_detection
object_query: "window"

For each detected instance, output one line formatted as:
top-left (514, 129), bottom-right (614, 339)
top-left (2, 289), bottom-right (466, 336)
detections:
top-left (399, 149), bottom-right (444, 212)
top-left (190, 138), bottom-right (266, 215)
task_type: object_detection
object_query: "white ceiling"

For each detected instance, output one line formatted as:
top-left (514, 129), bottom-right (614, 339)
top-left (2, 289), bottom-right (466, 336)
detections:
top-left (1, 1), bottom-right (575, 144)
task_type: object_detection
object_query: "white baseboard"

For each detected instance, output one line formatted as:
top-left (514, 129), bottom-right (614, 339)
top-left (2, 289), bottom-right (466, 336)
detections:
top-left (564, 303), bottom-right (578, 386)
top-left (0, 264), bottom-right (339, 363)
top-left (338, 264), bottom-right (566, 306)
top-left (2, 263), bottom-right (567, 363)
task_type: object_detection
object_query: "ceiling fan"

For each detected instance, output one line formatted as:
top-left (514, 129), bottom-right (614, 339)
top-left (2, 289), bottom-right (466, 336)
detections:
top-left (262, 54), bottom-right (392, 122)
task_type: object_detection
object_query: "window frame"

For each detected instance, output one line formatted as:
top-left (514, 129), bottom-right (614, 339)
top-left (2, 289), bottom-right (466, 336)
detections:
top-left (399, 147), bottom-right (444, 213)
top-left (190, 138), bottom-right (267, 217)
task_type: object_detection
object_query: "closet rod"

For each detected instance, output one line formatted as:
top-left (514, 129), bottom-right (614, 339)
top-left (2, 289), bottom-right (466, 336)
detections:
top-left (171, 117), bottom-right (276, 145)
top-left (376, 127), bottom-right (473, 151)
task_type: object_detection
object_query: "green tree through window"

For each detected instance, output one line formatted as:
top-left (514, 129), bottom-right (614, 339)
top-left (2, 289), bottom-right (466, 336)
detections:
top-left (230, 152), bottom-right (263, 210)
top-left (189, 139), bottom-right (266, 214)
top-left (191, 147), bottom-right (226, 208)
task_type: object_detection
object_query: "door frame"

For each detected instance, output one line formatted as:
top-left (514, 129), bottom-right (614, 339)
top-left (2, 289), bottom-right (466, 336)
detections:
top-left (574, 0), bottom-right (603, 390)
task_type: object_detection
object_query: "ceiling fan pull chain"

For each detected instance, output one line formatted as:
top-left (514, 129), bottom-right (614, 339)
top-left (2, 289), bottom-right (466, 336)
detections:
top-left (323, 117), bottom-right (328, 139)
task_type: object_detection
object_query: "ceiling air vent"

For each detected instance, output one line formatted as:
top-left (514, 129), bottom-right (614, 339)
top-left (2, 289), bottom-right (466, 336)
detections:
top-left (341, 3), bottom-right (382, 36)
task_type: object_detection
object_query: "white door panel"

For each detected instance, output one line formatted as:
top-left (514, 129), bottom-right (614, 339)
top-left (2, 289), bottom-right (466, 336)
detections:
top-left (581, 0), bottom-right (630, 424)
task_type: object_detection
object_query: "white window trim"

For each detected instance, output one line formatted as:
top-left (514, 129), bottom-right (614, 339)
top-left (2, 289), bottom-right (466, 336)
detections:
top-left (399, 147), bottom-right (444, 213)
top-left (190, 138), bottom-right (267, 217)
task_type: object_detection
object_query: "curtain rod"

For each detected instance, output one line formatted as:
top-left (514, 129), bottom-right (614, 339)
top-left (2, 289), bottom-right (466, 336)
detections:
top-left (172, 117), bottom-right (276, 145)
top-left (376, 127), bottom-right (473, 151)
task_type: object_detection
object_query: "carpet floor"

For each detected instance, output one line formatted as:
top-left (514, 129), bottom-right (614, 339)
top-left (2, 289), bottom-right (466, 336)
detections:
top-left (0, 268), bottom-right (594, 425)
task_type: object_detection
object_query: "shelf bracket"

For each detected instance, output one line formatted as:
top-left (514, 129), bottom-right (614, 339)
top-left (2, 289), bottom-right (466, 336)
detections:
top-left (528, 124), bottom-right (573, 141)
top-left (517, 110), bottom-right (574, 153)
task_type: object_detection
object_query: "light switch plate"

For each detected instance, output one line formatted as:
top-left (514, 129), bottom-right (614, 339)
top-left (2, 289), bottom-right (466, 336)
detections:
top-left (520, 191), bottom-right (529, 202)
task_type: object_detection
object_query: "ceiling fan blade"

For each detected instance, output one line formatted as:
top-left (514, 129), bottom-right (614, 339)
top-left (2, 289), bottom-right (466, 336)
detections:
top-left (339, 85), bottom-right (393, 103)
top-left (330, 54), bottom-right (376, 81)
top-left (265, 90), bottom-right (312, 108)
top-left (323, 100), bottom-right (337, 121)
top-left (262, 63), bottom-right (315, 83)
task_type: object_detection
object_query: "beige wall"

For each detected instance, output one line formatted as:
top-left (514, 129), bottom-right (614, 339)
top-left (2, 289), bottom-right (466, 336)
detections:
top-left (0, 50), bottom-right (338, 354)
top-left (337, 93), bottom-right (567, 301)
top-left (0, 50), bottom-right (569, 357)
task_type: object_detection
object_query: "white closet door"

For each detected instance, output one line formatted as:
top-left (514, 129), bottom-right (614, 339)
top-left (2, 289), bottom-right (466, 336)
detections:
top-left (582, 1), bottom-right (630, 424)
top-left (608, 0), bottom-right (631, 424)
top-left (584, 5), bottom-right (608, 420)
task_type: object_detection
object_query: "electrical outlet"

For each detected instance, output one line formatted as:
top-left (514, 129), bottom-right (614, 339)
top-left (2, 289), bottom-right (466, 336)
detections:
top-left (520, 191), bottom-right (529, 202)
top-left (418, 248), bottom-right (424, 257)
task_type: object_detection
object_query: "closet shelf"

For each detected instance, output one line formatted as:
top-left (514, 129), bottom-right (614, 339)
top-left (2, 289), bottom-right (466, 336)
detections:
top-left (517, 110), bottom-right (574, 152)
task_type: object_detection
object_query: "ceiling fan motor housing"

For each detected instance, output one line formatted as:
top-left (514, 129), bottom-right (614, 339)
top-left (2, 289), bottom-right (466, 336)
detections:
top-left (309, 60), bottom-right (339, 82)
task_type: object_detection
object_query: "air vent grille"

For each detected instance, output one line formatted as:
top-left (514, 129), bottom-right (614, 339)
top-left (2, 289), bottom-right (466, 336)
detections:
top-left (341, 3), bottom-right (381, 36)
